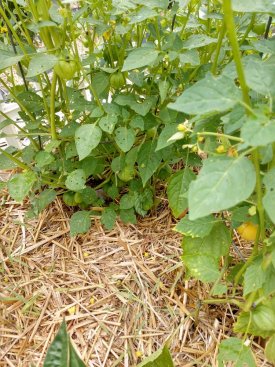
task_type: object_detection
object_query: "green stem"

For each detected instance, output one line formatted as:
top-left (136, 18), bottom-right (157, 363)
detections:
top-left (50, 72), bottom-right (58, 140)
top-left (222, 0), bottom-right (251, 110)
top-left (0, 147), bottom-right (30, 170)
top-left (202, 298), bottom-right (242, 307)
top-left (197, 131), bottom-right (243, 142)
top-left (211, 22), bottom-right (225, 75)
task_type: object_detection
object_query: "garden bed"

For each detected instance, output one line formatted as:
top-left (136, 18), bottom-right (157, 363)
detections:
top-left (0, 192), bottom-right (271, 367)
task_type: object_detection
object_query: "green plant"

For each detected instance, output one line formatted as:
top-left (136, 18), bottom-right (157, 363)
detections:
top-left (1, 0), bottom-right (275, 364)
top-left (44, 320), bottom-right (174, 367)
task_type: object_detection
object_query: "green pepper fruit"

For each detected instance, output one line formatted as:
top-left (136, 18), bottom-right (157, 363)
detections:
top-left (252, 23), bottom-right (266, 35)
top-left (54, 57), bottom-right (79, 80)
top-left (110, 71), bottom-right (125, 89)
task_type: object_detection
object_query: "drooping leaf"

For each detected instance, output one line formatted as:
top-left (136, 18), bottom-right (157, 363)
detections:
top-left (167, 169), bottom-right (195, 218)
top-left (122, 47), bottom-right (159, 72)
top-left (168, 74), bottom-right (241, 115)
top-left (65, 169), bottom-right (86, 192)
top-left (27, 53), bottom-right (58, 77)
top-left (263, 168), bottom-right (275, 224)
top-left (182, 222), bottom-right (231, 282)
top-left (0, 51), bottom-right (24, 70)
top-left (99, 115), bottom-right (118, 134)
top-left (155, 124), bottom-right (178, 151)
top-left (114, 127), bottom-right (135, 152)
top-left (43, 320), bottom-right (86, 366)
top-left (243, 260), bottom-right (266, 296)
top-left (137, 140), bottom-right (162, 186)
top-left (70, 211), bottom-right (91, 237)
top-left (174, 215), bottom-right (217, 238)
top-left (35, 151), bottom-right (55, 168)
top-left (101, 208), bottom-right (117, 230)
top-left (244, 56), bottom-right (275, 96)
top-left (181, 34), bottom-right (217, 49)
top-left (8, 171), bottom-right (37, 202)
top-left (188, 157), bottom-right (256, 220)
top-left (217, 337), bottom-right (256, 367)
top-left (137, 345), bottom-right (174, 367)
top-left (75, 124), bottom-right (102, 160)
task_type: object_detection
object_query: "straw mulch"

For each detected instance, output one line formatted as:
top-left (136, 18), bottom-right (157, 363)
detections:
top-left (0, 192), bottom-right (272, 367)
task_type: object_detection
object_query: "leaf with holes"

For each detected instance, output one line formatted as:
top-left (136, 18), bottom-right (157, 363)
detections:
top-left (75, 124), bottom-right (102, 160)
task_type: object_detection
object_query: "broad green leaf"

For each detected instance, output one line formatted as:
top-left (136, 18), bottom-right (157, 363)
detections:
top-left (27, 53), bottom-right (58, 77)
top-left (122, 47), bottom-right (159, 72)
top-left (8, 171), bottom-right (36, 202)
top-left (244, 57), bottom-right (275, 96)
top-left (167, 169), bottom-right (195, 218)
top-left (265, 335), bottom-right (275, 364)
top-left (70, 211), bottom-right (91, 237)
top-left (234, 311), bottom-right (273, 338)
top-left (243, 260), bottom-right (266, 296)
top-left (90, 72), bottom-right (109, 97)
top-left (137, 140), bottom-right (162, 186)
top-left (75, 124), bottom-right (102, 160)
top-left (129, 7), bottom-right (157, 24)
top-left (65, 169), bottom-right (86, 192)
top-left (114, 127), bottom-right (135, 152)
top-left (158, 80), bottom-right (170, 104)
top-left (263, 168), bottom-right (275, 224)
top-left (168, 75), bottom-right (241, 115)
top-left (182, 222), bottom-right (231, 282)
top-left (182, 34), bottom-right (217, 49)
top-left (174, 215), bottom-right (217, 238)
top-left (155, 124), bottom-right (178, 151)
top-left (120, 192), bottom-right (137, 210)
top-left (232, 0), bottom-right (275, 13)
top-left (188, 157), bottom-right (256, 220)
top-left (99, 115), bottom-right (118, 134)
top-left (43, 320), bottom-right (86, 366)
top-left (32, 189), bottom-right (56, 214)
top-left (179, 50), bottom-right (200, 66)
top-left (101, 208), bottom-right (116, 230)
top-left (134, 0), bottom-right (169, 8)
top-left (0, 51), bottom-right (24, 70)
top-left (0, 147), bottom-right (17, 170)
top-left (120, 208), bottom-right (137, 224)
top-left (253, 39), bottom-right (275, 55)
top-left (218, 338), bottom-right (256, 367)
top-left (137, 345), bottom-right (174, 367)
top-left (35, 151), bottom-right (55, 168)
top-left (241, 115), bottom-right (275, 147)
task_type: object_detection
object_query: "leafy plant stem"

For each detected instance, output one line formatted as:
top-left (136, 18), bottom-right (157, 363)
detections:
top-left (211, 22), bottom-right (225, 75)
top-left (50, 72), bottom-right (58, 140)
top-left (197, 131), bottom-right (243, 142)
top-left (0, 147), bottom-right (30, 170)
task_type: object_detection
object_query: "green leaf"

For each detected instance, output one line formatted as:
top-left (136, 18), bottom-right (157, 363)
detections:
top-left (158, 80), bottom-right (170, 104)
top-left (263, 168), bottom-right (275, 224)
top-left (174, 215), bottom-right (217, 238)
top-left (232, 0), bottom-right (275, 13)
top-left (75, 124), bottom-right (102, 160)
top-left (99, 115), bottom-right (118, 134)
top-left (101, 208), bottom-right (116, 230)
top-left (65, 169), bottom-right (86, 192)
top-left (120, 192), bottom-right (137, 210)
top-left (27, 53), bottom-right (58, 77)
top-left (182, 34), bottom-right (217, 49)
top-left (265, 335), bottom-right (275, 364)
top-left (0, 147), bottom-right (17, 170)
top-left (43, 320), bottom-right (86, 367)
top-left (244, 57), bottom-right (275, 96)
top-left (114, 127), bottom-right (135, 152)
top-left (234, 311), bottom-right (273, 338)
top-left (168, 74), bottom-right (241, 115)
top-left (137, 140), bottom-right (162, 186)
top-left (188, 157), bottom-right (256, 220)
top-left (70, 211), bottom-right (91, 237)
top-left (243, 260), bottom-right (266, 296)
top-left (32, 189), bottom-right (56, 214)
top-left (167, 169), bottom-right (195, 218)
top-left (90, 72), bottom-right (109, 97)
top-left (179, 50), bottom-right (200, 66)
top-left (218, 337), bottom-right (256, 367)
top-left (241, 115), bottom-right (275, 147)
top-left (35, 151), bottom-right (55, 168)
top-left (120, 208), bottom-right (137, 224)
top-left (129, 6), bottom-right (157, 24)
top-left (155, 124), bottom-right (178, 151)
top-left (0, 51), bottom-right (24, 70)
top-left (122, 47), bottom-right (159, 72)
top-left (182, 222), bottom-right (231, 282)
top-left (8, 171), bottom-right (37, 203)
top-left (137, 345), bottom-right (174, 367)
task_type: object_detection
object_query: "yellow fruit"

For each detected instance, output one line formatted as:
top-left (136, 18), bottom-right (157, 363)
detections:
top-left (68, 305), bottom-right (76, 315)
top-left (216, 145), bottom-right (226, 154)
top-left (237, 222), bottom-right (258, 241)
top-left (177, 123), bottom-right (187, 132)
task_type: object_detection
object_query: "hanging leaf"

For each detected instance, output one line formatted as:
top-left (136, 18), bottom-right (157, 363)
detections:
top-left (122, 47), bottom-right (159, 72)
top-left (65, 169), bottom-right (86, 192)
top-left (8, 171), bottom-right (37, 203)
top-left (75, 124), bottom-right (102, 160)
top-left (43, 320), bottom-right (86, 366)
top-left (114, 127), bottom-right (135, 152)
top-left (27, 53), bottom-right (58, 77)
top-left (137, 140), bottom-right (162, 186)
